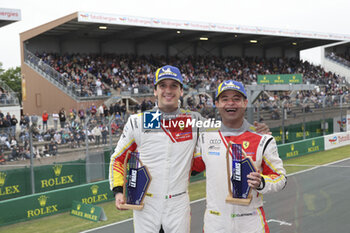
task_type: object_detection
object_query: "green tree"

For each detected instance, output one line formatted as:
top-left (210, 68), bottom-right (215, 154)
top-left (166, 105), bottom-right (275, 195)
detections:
top-left (0, 62), bottom-right (22, 103)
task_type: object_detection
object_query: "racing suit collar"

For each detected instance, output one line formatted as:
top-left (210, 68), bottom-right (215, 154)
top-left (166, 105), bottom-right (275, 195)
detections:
top-left (220, 118), bottom-right (250, 136)
top-left (151, 106), bottom-right (182, 120)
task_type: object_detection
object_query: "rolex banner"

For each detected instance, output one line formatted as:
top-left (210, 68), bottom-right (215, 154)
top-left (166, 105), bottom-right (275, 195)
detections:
top-left (0, 180), bottom-right (113, 226)
top-left (278, 136), bottom-right (324, 160)
top-left (71, 201), bottom-right (107, 222)
top-left (257, 74), bottom-right (302, 84)
top-left (0, 168), bottom-right (30, 201)
top-left (0, 160), bottom-right (86, 201)
top-left (34, 162), bottom-right (86, 192)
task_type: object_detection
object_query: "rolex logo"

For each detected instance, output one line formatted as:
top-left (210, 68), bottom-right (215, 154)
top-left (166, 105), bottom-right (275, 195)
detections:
top-left (312, 140), bottom-right (315, 146)
top-left (38, 195), bottom-right (48, 207)
top-left (90, 207), bottom-right (95, 214)
top-left (291, 144), bottom-right (294, 151)
top-left (53, 165), bottom-right (63, 176)
top-left (77, 204), bottom-right (81, 210)
top-left (0, 172), bottom-right (6, 186)
top-left (91, 185), bottom-right (99, 195)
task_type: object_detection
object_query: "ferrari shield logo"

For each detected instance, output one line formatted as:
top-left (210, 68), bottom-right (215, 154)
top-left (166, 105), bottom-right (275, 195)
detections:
top-left (243, 141), bottom-right (249, 149)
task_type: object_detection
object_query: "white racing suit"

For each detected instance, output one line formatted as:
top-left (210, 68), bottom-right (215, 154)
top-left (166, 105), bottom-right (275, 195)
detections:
top-left (192, 119), bottom-right (287, 233)
top-left (109, 107), bottom-right (202, 233)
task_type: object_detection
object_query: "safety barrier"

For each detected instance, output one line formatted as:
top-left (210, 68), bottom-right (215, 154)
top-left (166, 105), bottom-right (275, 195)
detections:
top-left (272, 119), bottom-right (333, 144)
top-left (278, 136), bottom-right (325, 160)
top-left (0, 180), bottom-right (113, 226)
top-left (0, 160), bottom-right (86, 201)
top-left (1, 131), bottom-right (348, 226)
top-left (324, 131), bottom-right (350, 150)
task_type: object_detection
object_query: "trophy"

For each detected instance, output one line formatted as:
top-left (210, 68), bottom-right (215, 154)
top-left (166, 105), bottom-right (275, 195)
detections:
top-left (226, 142), bottom-right (257, 205)
top-left (120, 151), bottom-right (151, 210)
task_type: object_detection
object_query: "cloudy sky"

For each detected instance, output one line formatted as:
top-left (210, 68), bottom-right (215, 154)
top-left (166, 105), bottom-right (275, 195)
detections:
top-left (1, 0), bottom-right (350, 69)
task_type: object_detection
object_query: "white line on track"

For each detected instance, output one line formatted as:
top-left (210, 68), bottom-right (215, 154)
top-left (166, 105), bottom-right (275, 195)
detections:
top-left (81, 156), bottom-right (350, 233)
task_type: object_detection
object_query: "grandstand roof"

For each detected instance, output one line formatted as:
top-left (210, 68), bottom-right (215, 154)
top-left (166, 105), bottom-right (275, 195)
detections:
top-left (0, 8), bottom-right (21, 28)
top-left (21, 11), bottom-right (350, 52)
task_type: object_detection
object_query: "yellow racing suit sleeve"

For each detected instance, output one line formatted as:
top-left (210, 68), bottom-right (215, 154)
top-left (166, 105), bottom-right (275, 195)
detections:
top-left (109, 116), bottom-right (138, 193)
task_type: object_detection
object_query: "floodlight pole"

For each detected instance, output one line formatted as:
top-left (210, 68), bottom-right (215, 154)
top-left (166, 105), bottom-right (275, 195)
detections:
top-left (29, 125), bottom-right (35, 194)
top-left (302, 98), bottom-right (308, 140)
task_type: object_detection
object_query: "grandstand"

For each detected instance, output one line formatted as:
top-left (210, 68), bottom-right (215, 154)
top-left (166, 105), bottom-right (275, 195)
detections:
top-left (20, 11), bottom-right (349, 116)
top-left (322, 41), bottom-right (350, 80)
top-left (1, 10), bottom-right (350, 231)
top-left (0, 8), bottom-right (21, 129)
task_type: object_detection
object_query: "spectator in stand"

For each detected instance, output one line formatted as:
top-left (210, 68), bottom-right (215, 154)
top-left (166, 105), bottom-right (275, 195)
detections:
top-left (5, 112), bottom-right (11, 122)
top-left (98, 104), bottom-right (104, 119)
top-left (43, 144), bottom-right (50, 157)
top-left (59, 108), bottom-right (66, 129)
top-left (78, 108), bottom-right (85, 123)
top-left (19, 129), bottom-right (29, 143)
top-left (33, 145), bottom-right (40, 158)
top-left (20, 115), bottom-right (27, 131)
top-left (24, 114), bottom-right (30, 129)
top-left (2, 116), bottom-right (11, 136)
top-left (53, 131), bottom-right (62, 144)
top-left (90, 104), bottom-right (97, 117)
top-left (0, 118), bottom-right (4, 134)
top-left (74, 132), bottom-right (82, 148)
top-left (92, 125), bottom-right (101, 146)
top-left (24, 148), bottom-right (31, 160)
top-left (0, 147), bottom-right (5, 164)
top-left (42, 110), bottom-right (49, 131)
top-left (141, 99), bottom-right (147, 112)
top-left (10, 114), bottom-right (18, 137)
top-left (61, 130), bottom-right (70, 144)
top-left (10, 146), bottom-right (19, 161)
top-left (96, 78), bottom-right (102, 96)
top-left (69, 134), bottom-right (77, 148)
top-left (10, 136), bottom-right (17, 149)
top-left (49, 140), bottom-right (58, 156)
top-left (120, 103), bottom-right (126, 121)
top-left (103, 104), bottom-right (109, 117)
top-left (112, 102), bottom-right (120, 116)
top-left (87, 128), bottom-right (94, 142)
top-left (52, 112), bottom-right (59, 130)
top-left (101, 125), bottom-right (108, 144)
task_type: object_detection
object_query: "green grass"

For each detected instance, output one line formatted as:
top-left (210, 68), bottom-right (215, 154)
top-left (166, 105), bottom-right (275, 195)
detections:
top-left (283, 145), bottom-right (350, 174)
top-left (1, 145), bottom-right (350, 233)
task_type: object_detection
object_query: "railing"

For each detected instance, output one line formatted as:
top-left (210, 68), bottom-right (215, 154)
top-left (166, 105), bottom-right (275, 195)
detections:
top-left (0, 80), bottom-right (19, 106)
top-left (24, 49), bottom-right (110, 100)
top-left (325, 52), bottom-right (350, 68)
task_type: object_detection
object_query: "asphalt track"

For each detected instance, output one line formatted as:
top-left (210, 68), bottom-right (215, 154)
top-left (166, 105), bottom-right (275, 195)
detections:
top-left (82, 158), bottom-right (350, 233)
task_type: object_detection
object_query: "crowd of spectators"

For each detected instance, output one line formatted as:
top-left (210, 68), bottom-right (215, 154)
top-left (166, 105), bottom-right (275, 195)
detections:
top-left (0, 100), bottom-right (156, 163)
top-left (337, 51), bottom-right (350, 62)
top-left (33, 53), bottom-right (347, 97)
top-left (255, 89), bottom-right (350, 121)
top-left (0, 86), bottom-right (17, 105)
top-left (11, 52), bottom-right (350, 160)
top-left (35, 53), bottom-right (112, 97)
top-left (326, 51), bottom-right (350, 68)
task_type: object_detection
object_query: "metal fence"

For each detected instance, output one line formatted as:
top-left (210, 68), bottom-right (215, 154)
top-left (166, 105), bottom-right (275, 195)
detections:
top-left (1, 93), bottom-right (350, 198)
top-left (24, 49), bottom-right (110, 100)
